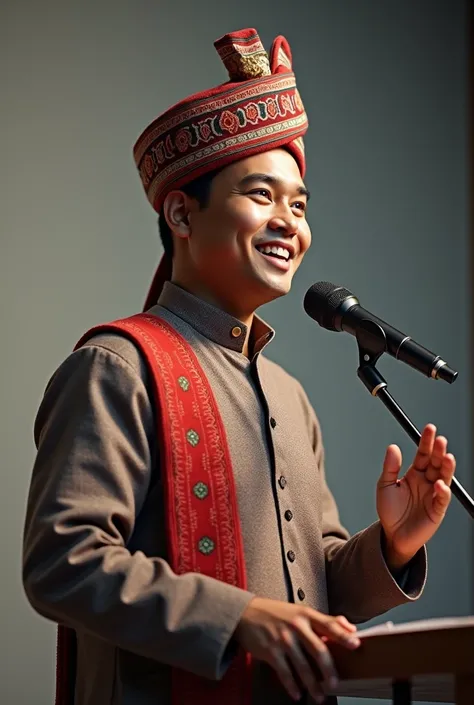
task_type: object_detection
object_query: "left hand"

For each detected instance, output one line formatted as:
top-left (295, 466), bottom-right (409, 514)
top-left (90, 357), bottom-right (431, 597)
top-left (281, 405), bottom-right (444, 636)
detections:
top-left (376, 424), bottom-right (456, 570)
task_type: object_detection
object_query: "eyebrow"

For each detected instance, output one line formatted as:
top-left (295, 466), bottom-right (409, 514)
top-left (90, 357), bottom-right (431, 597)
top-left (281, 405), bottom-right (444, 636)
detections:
top-left (237, 172), bottom-right (311, 200)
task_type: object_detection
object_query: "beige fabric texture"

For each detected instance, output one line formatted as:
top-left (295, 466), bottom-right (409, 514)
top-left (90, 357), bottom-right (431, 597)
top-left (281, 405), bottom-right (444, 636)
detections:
top-left (22, 282), bottom-right (427, 705)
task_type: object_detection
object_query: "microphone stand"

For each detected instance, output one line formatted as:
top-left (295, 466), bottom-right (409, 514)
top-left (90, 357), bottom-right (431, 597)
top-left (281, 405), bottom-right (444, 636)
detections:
top-left (355, 320), bottom-right (474, 519)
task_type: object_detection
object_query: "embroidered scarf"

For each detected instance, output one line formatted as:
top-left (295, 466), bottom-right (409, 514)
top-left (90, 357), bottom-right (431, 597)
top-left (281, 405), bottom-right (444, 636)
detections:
top-left (55, 313), bottom-right (250, 705)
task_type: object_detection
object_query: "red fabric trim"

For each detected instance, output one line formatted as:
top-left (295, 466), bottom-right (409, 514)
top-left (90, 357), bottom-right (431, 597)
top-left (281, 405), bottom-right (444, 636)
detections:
top-left (133, 72), bottom-right (299, 158)
top-left (149, 127), bottom-right (306, 214)
top-left (55, 314), bottom-right (251, 704)
top-left (214, 29), bottom-right (262, 58)
top-left (269, 35), bottom-right (293, 73)
top-left (133, 72), bottom-right (288, 157)
top-left (214, 28), bottom-right (259, 48)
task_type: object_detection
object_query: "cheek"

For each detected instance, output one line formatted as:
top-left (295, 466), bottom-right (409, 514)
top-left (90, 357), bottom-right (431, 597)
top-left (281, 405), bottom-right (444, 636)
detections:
top-left (218, 201), bottom-right (265, 244)
top-left (197, 202), bottom-right (265, 254)
top-left (299, 222), bottom-right (312, 255)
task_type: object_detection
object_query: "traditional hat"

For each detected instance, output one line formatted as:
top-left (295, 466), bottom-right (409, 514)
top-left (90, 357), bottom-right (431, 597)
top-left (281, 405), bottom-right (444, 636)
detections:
top-left (134, 28), bottom-right (308, 310)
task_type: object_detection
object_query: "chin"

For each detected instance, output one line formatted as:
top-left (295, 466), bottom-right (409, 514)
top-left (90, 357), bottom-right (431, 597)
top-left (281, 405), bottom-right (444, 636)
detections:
top-left (255, 278), bottom-right (292, 305)
top-left (243, 264), bottom-right (294, 306)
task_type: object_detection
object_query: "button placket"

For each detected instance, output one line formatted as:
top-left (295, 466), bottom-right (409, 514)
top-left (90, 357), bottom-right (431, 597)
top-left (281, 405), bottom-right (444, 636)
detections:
top-left (256, 361), bottom-right (313, 609)
top-left (256, 364), bottom-right (305, 604)
top-left (279, 478), bottom-right (302, 599)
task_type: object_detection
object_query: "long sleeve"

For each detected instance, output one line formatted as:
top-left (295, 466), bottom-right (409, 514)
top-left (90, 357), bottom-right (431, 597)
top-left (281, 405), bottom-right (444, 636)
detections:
top-left (298, 383), bottom-right (427, 623)
top-left (22, 341), bottom-right (253, 680)
top-left (319, 446), bottom-right (427, 622)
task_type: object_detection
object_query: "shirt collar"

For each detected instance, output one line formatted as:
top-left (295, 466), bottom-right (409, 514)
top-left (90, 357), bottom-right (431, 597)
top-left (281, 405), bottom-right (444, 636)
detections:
top-left (155, 281), bottom-right (275, 355)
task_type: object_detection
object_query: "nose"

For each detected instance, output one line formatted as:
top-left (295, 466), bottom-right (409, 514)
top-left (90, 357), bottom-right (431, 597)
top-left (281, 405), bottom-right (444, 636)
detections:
top-left (268, 211), bottom-right (299, 236)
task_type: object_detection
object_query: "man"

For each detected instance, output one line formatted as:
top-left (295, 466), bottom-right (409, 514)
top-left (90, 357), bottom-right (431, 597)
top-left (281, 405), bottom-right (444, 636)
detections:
top-left (22, 28), bottom-right (455, 705)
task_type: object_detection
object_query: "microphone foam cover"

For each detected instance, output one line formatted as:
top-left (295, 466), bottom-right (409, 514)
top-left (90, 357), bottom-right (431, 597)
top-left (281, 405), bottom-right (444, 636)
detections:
top-left (303, 282), bottom-right (354, 331)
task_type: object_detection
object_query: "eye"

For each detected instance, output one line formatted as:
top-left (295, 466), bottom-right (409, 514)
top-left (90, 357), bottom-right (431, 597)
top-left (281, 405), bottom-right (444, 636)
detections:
top-left (249, 188), bottom-right (272, 200)
top-left (292, 201), bottom-right (307, 212)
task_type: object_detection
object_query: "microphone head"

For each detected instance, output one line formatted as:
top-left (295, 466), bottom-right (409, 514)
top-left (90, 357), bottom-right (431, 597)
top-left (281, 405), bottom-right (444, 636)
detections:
top-left (303, 281), bottom-right (357, 331)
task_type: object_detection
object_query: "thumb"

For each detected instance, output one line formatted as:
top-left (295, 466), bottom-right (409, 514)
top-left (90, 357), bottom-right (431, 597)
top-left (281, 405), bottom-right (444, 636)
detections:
top-left (379, 444), bottom-right (402, 486)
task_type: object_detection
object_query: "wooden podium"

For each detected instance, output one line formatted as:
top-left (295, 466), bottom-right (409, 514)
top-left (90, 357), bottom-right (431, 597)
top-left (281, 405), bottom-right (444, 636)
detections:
top-left (326, 616), bottom-right (474, 704)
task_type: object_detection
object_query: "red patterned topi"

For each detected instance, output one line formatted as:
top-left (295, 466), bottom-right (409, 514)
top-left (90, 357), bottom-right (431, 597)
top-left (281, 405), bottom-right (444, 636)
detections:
top-left (134, 27), bottom-right (309, 309)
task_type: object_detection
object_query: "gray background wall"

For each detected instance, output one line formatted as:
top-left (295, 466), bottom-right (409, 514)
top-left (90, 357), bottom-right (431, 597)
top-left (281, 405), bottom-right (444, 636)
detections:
top-left (2, 1), bottom-right (472, 704)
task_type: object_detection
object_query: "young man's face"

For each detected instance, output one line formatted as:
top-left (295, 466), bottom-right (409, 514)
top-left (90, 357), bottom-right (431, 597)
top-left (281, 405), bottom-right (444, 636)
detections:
top-left (182, 148), bottom-right (312, 314)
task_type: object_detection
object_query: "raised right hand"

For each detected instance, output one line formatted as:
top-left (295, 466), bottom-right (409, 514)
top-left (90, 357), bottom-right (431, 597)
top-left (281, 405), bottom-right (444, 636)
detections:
top-left (234, 597), bottom-right (360, 703)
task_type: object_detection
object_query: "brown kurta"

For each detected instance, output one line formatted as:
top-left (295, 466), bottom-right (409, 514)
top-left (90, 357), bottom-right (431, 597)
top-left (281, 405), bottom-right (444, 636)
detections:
top-left (22, 282), bottom-right (426, 705)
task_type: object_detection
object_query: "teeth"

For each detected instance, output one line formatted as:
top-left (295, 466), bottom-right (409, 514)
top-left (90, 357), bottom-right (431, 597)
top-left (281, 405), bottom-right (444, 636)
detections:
top-left (257, 245), bottom-right (291, 261)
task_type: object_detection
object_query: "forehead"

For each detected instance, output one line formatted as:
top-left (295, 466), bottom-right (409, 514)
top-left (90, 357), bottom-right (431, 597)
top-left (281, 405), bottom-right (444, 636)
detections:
top-left (218, 148), bottom-right (304, 188)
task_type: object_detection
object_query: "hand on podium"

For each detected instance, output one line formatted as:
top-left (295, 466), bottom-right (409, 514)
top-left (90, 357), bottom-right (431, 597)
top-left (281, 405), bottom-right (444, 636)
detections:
top-left (234, 596), bottom-right (361, 702)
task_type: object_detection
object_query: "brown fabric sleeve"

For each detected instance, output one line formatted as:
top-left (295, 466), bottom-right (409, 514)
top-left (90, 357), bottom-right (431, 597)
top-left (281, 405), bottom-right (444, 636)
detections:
top-left (22, 345), bottom-right (254, 680)
top-left (297, 382), bottom-right (427, 623)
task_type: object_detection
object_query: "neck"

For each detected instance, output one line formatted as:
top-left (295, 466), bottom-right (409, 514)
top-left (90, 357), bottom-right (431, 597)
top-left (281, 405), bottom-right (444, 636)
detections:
top-left (171, 276), bottom-right (256, 357)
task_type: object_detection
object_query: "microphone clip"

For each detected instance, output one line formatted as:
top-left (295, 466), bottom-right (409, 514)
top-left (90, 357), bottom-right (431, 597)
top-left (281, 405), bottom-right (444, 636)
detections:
top-left (356, 319), bottom-right (388, 396)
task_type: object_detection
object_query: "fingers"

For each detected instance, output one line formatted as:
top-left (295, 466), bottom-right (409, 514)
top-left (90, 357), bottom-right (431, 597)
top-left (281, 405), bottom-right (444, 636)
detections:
top-left (413, 424), bottom-right (437, 471)
top-left (278, 628), bottom-right (325, 702)
top-left (379, 444), bottom-right (402, 486)
top-left (290, 613), bottom-right (360, 693)
top-left (236, 598), bottom-right (360, 702)
top-left (431, 478), bottom-right (452, 516)
top-left (272, 612), bottom-right (360, 703)
top-left (268, 643), bottom-right (305, 702)
top-left (308, 613), bottom-right (361, 650)
top-left (440, 453), bottom-right (456, 487)
top-left (430, 435), bottom-right (447, 468)
top-left (414, 426), bottom-right (456, 487)
top-left (334, 614), bottom-right (358, 632)
top-left (269, 625), bottom-right (334, 703)
top-left (428, 438), bottom-right (455, 485)
top-left (293, 616), bottom-right (340, 685)
top-left (424, 435), bottom-right (447, 481)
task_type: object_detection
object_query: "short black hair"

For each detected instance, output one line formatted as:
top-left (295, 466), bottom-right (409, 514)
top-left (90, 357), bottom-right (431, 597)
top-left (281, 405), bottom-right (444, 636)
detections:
top-left (158, 167), bottom-right (222, 259)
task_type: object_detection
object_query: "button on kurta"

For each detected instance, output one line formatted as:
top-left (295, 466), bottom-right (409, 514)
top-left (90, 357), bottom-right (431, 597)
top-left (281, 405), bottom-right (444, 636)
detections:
top-left (287, 550), bottom-right (296, 562)
top-left (284, 510), bottom-right (293, 521)
top-left (270, 417), bottom-right (277, 429)
top-left (297, 588), bottom-right (306, 601)
top-left (278, 476), bottom-right (287, 489)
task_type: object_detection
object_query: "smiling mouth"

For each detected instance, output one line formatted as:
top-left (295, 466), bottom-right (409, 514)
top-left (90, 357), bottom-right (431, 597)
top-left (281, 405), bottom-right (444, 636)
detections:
top-left (255, 244), bottom-right (292, 260)
top-left (255, 245), bottom-right (292, 271)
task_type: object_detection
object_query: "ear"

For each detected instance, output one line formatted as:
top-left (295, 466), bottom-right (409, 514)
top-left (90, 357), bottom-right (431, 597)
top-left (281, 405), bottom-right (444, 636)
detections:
top-left (162, 191), bottom-right (193, 240)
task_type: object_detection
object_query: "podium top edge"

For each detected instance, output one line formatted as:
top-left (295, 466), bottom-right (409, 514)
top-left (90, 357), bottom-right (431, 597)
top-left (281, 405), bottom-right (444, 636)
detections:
top-left (357, 615), bottom-right (474, 639)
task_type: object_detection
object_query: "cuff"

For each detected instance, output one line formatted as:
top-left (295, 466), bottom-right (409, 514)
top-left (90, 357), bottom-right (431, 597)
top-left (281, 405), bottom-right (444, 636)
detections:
top-left (374, 521), bottom-right (427, 602)
top-left (380, 530), bottom-right (426, 597)
top-left (327, 521), bottom-right (427, 623)
top-left (204, 581), bottom-right (255, 680)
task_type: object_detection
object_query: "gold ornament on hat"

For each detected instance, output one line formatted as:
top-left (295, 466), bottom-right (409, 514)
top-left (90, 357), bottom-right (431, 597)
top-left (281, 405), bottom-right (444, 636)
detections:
top-left (216, 31), bottom-right (271, 81)
top-left (223, 51), bottom-right (271, 80)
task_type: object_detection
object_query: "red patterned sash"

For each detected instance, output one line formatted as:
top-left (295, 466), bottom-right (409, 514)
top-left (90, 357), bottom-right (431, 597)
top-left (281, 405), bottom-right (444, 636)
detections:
top-left (55, 313), bottom-right (250, 705)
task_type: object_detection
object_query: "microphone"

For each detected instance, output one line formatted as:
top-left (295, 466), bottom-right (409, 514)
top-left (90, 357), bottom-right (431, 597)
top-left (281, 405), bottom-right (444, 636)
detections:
top-left (303, 282), bottom-right (457, 383)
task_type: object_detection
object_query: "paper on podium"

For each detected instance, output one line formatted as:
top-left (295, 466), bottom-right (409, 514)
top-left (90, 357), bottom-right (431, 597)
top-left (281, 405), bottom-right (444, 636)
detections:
top-left (356, 615), bottom-right (474, 638)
